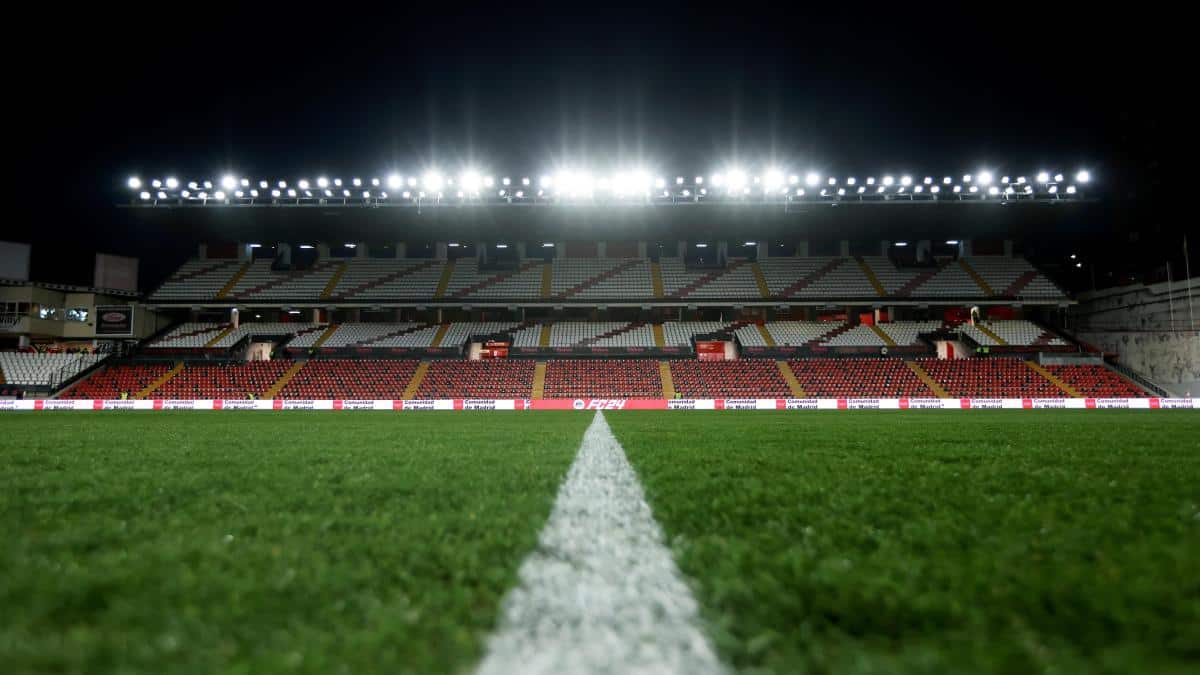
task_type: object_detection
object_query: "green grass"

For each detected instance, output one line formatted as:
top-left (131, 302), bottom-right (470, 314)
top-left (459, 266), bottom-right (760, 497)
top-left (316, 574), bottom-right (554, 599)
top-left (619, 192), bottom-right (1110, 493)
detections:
top-left (607, 410), bottom-right (1200, 675)
top-left (0, 412), bottom-right (590, 675)
top-left (3, 411), bottom-right (1198, 674)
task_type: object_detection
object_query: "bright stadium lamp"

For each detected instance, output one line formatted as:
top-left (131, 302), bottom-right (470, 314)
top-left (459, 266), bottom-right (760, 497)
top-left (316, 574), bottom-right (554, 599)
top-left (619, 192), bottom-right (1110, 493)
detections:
top-left (235, 190), bottom-right (244, 198)
top-left (1048, 185), bottom-right (1059, 194)
top-left (352, 178), bottom-right (362, 187)
top-left (259, 180), bottom-right (269, 189)
top-left (540, 175), bottom-right (553, 188)
top-left (837, 188), bottom-right (846, 196)
top-left (151, 179), bottom-right (161, 188)
top-left (1016, 176), bottom-right (1027, 184)
top-left (221, 175), bottom-right (237, 190)
top-left (953, 185), bottom-right (962, 193)
top-left (763, 169), bottom-right (784, 191)
top-left (857, 186), bottom-right (866, 194)
top-left (882, 175), bottom-right (895, 186)
top-left (923, 176), bottom-right (933, 185)
top-left (1076, 170), bottom-right (1090, 183)
top-left (271, 189), bottom-right (281, 198)
top-left (343, 189), bottom-right (351, 197)
top-left (249, 189), bottom-right (258, 197)
top-left (846, 177), bottom-right (856, 185)
top-left (198, 191), bottom-right (208, 200)
top-left (914, 185), bottom-right (923, 193)
top-left (287, 189), bottom-right (297, 198)
top-left (181, 190), bottom-right (191, 198)
top-left (989, 186), bottom-right (1000, 195)
top-left (654, 177), bottom-right (666, 190)
top-left (139, 191), bottom-right (151, 200)
top-left (157, 191), bottom-right (167, 199)
top-left (371, 178), bottom-right (380, 187)
top-left (403, 191), bottom-right (412, 199)
top-left (900, 175), bottom-right (912, 186)
top-left (866, 177), bottom-right (876, 185)
top-left (387, 174), bottom-right (403, 189)
top-left (795, 188), bottom-right (804, 196)
top-left (695, 176), bottom-right (704, 184)
top-left (278, 180), bottom-right (288, 189)
top-left (204, 181), bottom-right (213, 189)
top-left (931, 185), bottom-right (940, 194)
top-left (1036, 172), bottom-right (1050, 183)
top-left (710, 173), bottom-right (724, 187)
top-left (976, 171), bottom-right (993, 185)
top-left (827, 176), bottom-right (837, 186)
top-left (521, 177), bottom-right (530, 186)
top-left (676, 176), bottom-right (684, 185)
top-left (165, 177), bottom-right (179, 189)
top-left (728, 169), bottom-right (748, 190)
top-left (805, 172), bottom-right (820, 187)
top-left (333, 178), bottom-right (342, 187)
top-left (214, 191), bottom-right (226, 200)
top-left (1001, 176), bottom-right (1010, 184)
top-left (1066, 185), bottom-right (1077, 194)
top-left (127, 177), bottom-right (141, 189)
top-left (240, 178), bottom-right (250, 187)
top-left (877, 186), bottom-right (886, 194)
top-left (963, 174), bottom-right (973, 183)
top-left (1054, 173), bottom-right (1064, 182)
top-left (362, 191), bottom-right (371, 199)
top-left (423, 171), bottom-right (444, 191)
top-left (969, 185), bottom-right (979, 193)
top-left (502, 177), bottom-right (511, 186)
top-left (317, 177), bottom-right (329, 188)
top-left (324, 189), bottom-right (333, 197)
top-left (943, 176), bottom-right (952, 184)
top-left (946, 240), bottom-right (959, 245)
top-left (484, 176), bottom-right (494, 187)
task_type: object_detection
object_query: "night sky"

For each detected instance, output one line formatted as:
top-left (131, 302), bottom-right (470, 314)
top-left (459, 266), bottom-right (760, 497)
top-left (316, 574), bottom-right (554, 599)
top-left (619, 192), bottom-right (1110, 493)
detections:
top-left (14, 3), bottom-right (1173, 288)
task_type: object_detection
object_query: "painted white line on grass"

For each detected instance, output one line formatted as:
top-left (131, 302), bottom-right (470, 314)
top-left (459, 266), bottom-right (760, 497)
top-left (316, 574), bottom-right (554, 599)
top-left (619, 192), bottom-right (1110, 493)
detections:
top-left (475, 411), bottom-right (724, 675)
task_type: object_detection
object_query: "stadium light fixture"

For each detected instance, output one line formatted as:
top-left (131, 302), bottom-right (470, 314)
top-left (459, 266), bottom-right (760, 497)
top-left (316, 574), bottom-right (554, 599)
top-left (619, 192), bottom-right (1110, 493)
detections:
top-left (763, 169), bottom-right (785, 191)
top-left (495, 243), bottom-right (508, 249)
top-left (795, 188), bottom-right (804, 196)
top-left (930, 185), bottom-right (940, 194)
top-left (271, 189), bottom-right (281, 198)
top-left (139, 191), bottom-right (151, 200)
top-left (299, 244), bottom-right (314, 249)
top-left (969, 185), bottom-right (979, 193)
top-left (962, 174), bottom-right (973, 183)
top-left (422, 171), bottom-right (444, 191)
top-left (1016, 176), bottom-right (1027, 184)
top-left (695, 176), bottom-right (704, 184)
top-left (402, 191), bottom-right (411, 199)
top-left (914, 185), bottom-right (923, 193)
top-left (894, 241), bottom-right (909, 247)
top-left (221, 175), bottom-right (237, 190)
top-left (901, 176), bottom-right (912, 186)
top-left (151, 179), bottom-right (161, 188)
top-left (1076, 170), bottom-right (1090, 183)
top-left (946, 240), bottom-right (959, 245)
top-left (287, 189), bottom-right (297, 197)
top-left (362, 191), bottom-right (371, 199)
top-left (827, 177), bottom-right (837, 186)
top-left (324, 189), bottom-right (333, 197)
top-left (727, 169), bottom-right (748, 190)
top-left (352, 178), bottom-right (361, 187)
top-left (344, 243), bottom-right (357, 248)
top-left (805, 172), bottom-right (820, 187)
top-left (198, 191), bottom-right (209, 200)
top-left (1048, 185), bottom-right (1058, 194)
top-left (988, 186), bottom-right (1000, 195)
top-left (1075, 262), bottom-right (1083, 268)
top-left (543, 242), bottom-right (555, 248)
top-left (923, 177), bottom-right (933, 185)
top-left (387, 174), bottom-right (403, 189)
top-left (235, 190), bottom-right (244, 198)
top-left (976, 171), bottom-right (993, 185)
top-left (943, 176), bottom-right (952, 184)
top-left (127, 177), bottom-right (141, 189)
top-left (846, 177), bottom-right (856, 186)
top-left (1037, 171), bottom-right (1050, 183)
top-left (1001, 176), bottom-right (1010, 184)
top-left (299, 179), bottom-right (311, 190)
top-left (317, 177), bottom-right (329, 188)
top-left (460, 170), bottom-right (482, 193)
top-left (953, 185), bottom-right (962, 193)
top-left (744, 241), bottom-right (756, 246)
top-left (882, 175), bottom-right (895, 186)
top-left (1066, 185), bottom-right (1077, 194)
top-left (695, 243), bottom-right (708, 248)
top-left (857, 186), bottom-right (866, 194)
top-left (181, 190), bottom-right (191, 198)
top-left (1054, 173), bottom-right (1064, 182)
top-left (165, 177), bottom-right (179, 189)
top-left (249, 189), bottom-right (258, 197)
top-left (866, 177), bottom-right (876, 185)
top-left (157, 191), bottom-right (167, 199)
top-left (240, 178), bottom-right (249, 187)
top-left (203, 181), bottom-right (213, 189)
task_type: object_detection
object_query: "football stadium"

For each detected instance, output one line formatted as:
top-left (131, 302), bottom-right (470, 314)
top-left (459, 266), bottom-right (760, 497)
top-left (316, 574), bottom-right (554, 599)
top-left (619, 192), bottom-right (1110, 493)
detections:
top-left (4, 6), bottom-right (1195, 675)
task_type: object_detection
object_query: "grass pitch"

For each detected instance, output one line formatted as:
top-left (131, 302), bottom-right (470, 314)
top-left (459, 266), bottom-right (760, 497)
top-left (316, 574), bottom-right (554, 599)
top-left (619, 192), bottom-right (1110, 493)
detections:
top-left (1, 410), bottom-right (1197, 674)
top-left (609, 411), bottom-right (1200, 674)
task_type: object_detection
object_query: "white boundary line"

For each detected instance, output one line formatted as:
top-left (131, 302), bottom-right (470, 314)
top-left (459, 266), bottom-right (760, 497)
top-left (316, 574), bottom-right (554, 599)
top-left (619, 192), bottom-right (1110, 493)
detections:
top-left (474, 411), bottom-right (725, 675)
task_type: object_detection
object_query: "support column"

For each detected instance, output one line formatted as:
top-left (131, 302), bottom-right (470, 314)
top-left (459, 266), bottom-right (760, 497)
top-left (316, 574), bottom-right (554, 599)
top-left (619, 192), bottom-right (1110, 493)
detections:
top-left (356, 243), bottom-right (369, 258)
top-left (198, 243), bottom-right (208, 260)
top-left (277, 242), bottom-right (292, 267)
top-left (797, 240), bottom-right (809, 257)
top-left (516, 242), bottom-right (527, 259)
top-left (316, 243), bottom-right (330, 260)
top-left (757, 242), bottom-right (768, 259)
top-left (880, 240), bottom-right (890, 257)
top-left (395, 242), bottom-right (407, 259)
top-left (717, 241), bottom-right (729, 264)
top-left (961, 239), bottom-right (973, 257)
top-left (556, 242), bottom-right (565, 259)
top-left (597, 241), bottom-right (607, 258)
top-left (677, 241), bottom-right (687, 258)
top-left (433, 242), bottom-right (446, 260)
top-left (637, 241), bottom-right (648, 258)
top-left (1004, 239), bottom-right (1014, 257)
top-left (917, 240), bottom-right (932, 264)
top-left (238, 243), bottom-right (253, 261)
top-left (839, 240), bottom-right (850, 257)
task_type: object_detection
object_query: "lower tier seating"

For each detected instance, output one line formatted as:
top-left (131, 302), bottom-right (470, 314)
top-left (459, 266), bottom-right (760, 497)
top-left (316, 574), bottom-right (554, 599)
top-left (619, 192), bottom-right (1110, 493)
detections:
top-left (63, 363), bottom-right (173, 399)
top-left (1045, 364), bottom-right (1146, 397)
top-left (917, 357), bottom-right (1061, 397)
top-left (669, 359), bottom-right (791, 397)
top-left (788, 358), bottom-right (934, 397)
top-left (415, 360), bottom-right (536, 399)
top-left (543, 359), bottom-right (662, 398)
top-left (280, 359), bottom-right (420, 399)
top-left (153, 361), bottom-right (293, 399)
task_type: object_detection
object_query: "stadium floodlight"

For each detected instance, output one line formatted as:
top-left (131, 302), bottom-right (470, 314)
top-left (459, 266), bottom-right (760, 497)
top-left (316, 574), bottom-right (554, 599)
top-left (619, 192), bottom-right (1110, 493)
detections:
top-left (271, 189), bottom-right (281, 197)
top-left (221, 175), bottom-right (237, 190)
top-left (456, 191), bottom-right (464, 198)
top-left (976, 171), bottom-right (993, 185)
top-left (250, 189), bottom-right (259, 198)
top-left (344, 243), bottom-right (357, 249)
top-left (459, 170), bottom-right (482, 193)
top-left (827, 177), bottom-right (837, 186)
top-left (695, 243), bottom-right (708, 248)
top-left (857, 186), bottom-right (866, 194)
top-left (682, 189), bottom-right (691, 197)
top-left (805, 172), bottom-right (820, 187)
top-left (402, 191), bottom-right (411, 199)
top-left (198, 191), bottom-right (208, 200)
top-left (317, 177), bottom-right (329, 188)
top-left (522, 177), bottom-right (530, 186)
top-left (969, 185), bottom-right (979, 193)
top-left (710, 172), bottom-right (724, 187)
top-left (676, 176), bottom-right (684, 185)
top-left (923, 176), bottom-right (933, 185)
top-left (502, 177), bottom-right (512, 186)
top-left (866, 177), bottom-right (876, 185)
top-left (943, 176), bottom-right (952, 184)
top-left (352, 178), bottom-right (362, 187)
top-left (543, 242), bottom-right (555, 248)
top-left (484, 176), bottom-right (494, 187)
top-left (787, 174), bottom-right (799, 185)
top-left (876, 186), bottom-right (886, 194)
top-left (387, 174), bottom-right (402, 189)
top-left (882, 175), bottom-right (895, 186)
top-left (139, 191), bottom-right (151, 200)
top-left (900, 175), bottom-right (912, 186)
top-left (744, 241), bottom-right (756, 246)
top-left (151, 179), bottom-right (161, 188)
top-left (846, 177), bottom-right (856, 186)
top-left (1066, 185), bottom-right (1077, 194)
top-left (1001, 176), bottom-right (1010, 184)
top-left (1037, 172), bottom-right (1050, 183)
top-left (299, 244), bottom-right (314, 249)
top-left (895, 241), bottom-right (908, 247)
top-left (795, 188), bottom-right (804, 196)
top-left (953, 185), bottom-right (962, 193)
top-left (654, 177), bottom-right (666, 190)
top-left (989, 186), bottom-right (1000, 195)
top-left (188, 181), bottom-right (199, 190)
top-left (278, 180), bottom-right (288, 189)
top-left (235, 190), bottom-right (244, 198)
top-left (157, 191), bottom-right (167, 199)
top-left (369, 178), bottom-right (379, 187)
top-left (203, 181), bottom-right (213, 190)
top-left (324, 189), bottom-right (333, 197)
top-left (897, 186), bottom-right (906, 193)
top-left (946, 240), bottom-right (959, 245)
top-left (342, 189), bottom-right (351, 197)
top-left (728, 169), bottom-right (748, 190)
top-left (181, 190), bottom-right (191, 198)
top-left (165, 177), bottom-right (179, 190)
top-left (695, 176), bottom-right (704, 184)
top-left (422, 171), bottom-right (444, 191)
top-left (914, 185), bottom-right (923, 193)
top-left (303, 190), bottom-right (312, 198)
top-left (448, 242), bottom-right (460, 247)
top-left (248, 243), bottom-right (261, 248)
top-left (240, 178), bottom-right (249, 187)
top-left (333, 178), bottom-right (342, 187)
top-left (287, 189), bottom-right (297, 197)
top-left (699, 188), bottom-right (707, 195)
top-left (496, 243), bottom-right (508, 249)
top-left (515, 190), bottom-right (525, 198)
top-left (931, 185), bottom-right (940, 194)
top-left (837, 188), bottom-right (846, 196)
top-left (259, 181), bottom-right (268, 189)
top-left (1016, 176), bottom-right (1027, 184)
top-left (540, 175), bottom-right (553, 188)
top-left (127, 177), bottom-right (141, 189)
top-left (1054, 173), bottom-right (1064, 182)
top-left (1075, 262), bottom-right (1083, 268)
top-left (362, 191), bottom-right (371, 199)
top-left (1049, 185), bottom-right (1059, 194)
top-left (1005, 187), bottom-right (1014, 195)
top-left (962, 174), bottom-right (972, 183)
top-left (1076, 170), bottom-right (1090, 183)
top-left (763, 169), bottom-right (785, 191)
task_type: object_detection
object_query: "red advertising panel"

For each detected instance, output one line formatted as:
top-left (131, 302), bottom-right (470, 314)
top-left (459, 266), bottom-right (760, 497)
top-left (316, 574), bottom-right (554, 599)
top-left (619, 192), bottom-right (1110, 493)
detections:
top-left (696, 341), bottom-right (725, 361)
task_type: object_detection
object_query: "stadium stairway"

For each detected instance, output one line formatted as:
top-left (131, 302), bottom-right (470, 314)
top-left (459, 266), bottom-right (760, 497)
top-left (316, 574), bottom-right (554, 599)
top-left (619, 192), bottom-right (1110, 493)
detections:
top-left (973, 323), bottom-right (1009, 346)
top-left (578, 321), bottom-right (647, 347)
top-left (402, 362), bottom-right (430, 398)
top-left (855, 257), bottom-right (887, 297)
top-left (555, 259), bottom-right (644, 300)
top-left (755, 324), bottom-right (777, 347)
top-left (450, 261), bottom-right (541, 299)
top-left (234, 260), bottom-right (341, 300)
top-left (650, 262), bottom-right (665, 298)
top-left (751, 263), bottom-right (771, 298)
top-left (652, 324), bottom-right (666, 347)
top-left (538, 325), bottom-right (552, 347)
top-left (776, 361), bottom-right (806, 397)
top-left (216, 261), bottom-right (253, 299)
top-left (905, 361), bottom-right (949, 398)
top-left (1003, 271), bottom-right (1040, 297)
top-left (434, 260), bottom-right (455, 299)
top-left (137, 362), bottom-right (185, 399)
top-left (428, 324), bottom-right (451, 348)
top-left (869, 324), bottom-right (898, 347)
top-left (778, 258), bottom-right (845, 298)
top-left (658, 361), bottom-right (676, 399)
top-left (673, 260), bottom-right (748, 299)
top-left (320, 262), bottom-right (348, 299)
top-left (1025, 361), bottom-right (1083, 397)
top-left (336, 260), bottom-right (439, 301)
top-left (309, 324), bottom-right (340, 348)
top-left (263, 361), bottom-right (307, 399)
top-left (532, 362), bottom-right (547, 399)
top-left (203, 325), bottom-right (237, 348)
top-left (540, 263), bottom-right (553, 299)
top-left (959, 259), bottom-right (996, 297)
top-left (893, 263), bottom-right (944, 298)
top-left (165, 260), bottom-right (238, 284)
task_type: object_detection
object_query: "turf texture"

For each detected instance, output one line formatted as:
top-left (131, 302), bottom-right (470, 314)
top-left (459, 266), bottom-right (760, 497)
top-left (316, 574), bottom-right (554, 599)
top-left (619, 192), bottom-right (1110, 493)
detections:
top-left (608, 410), bottom-right (1200, 675)
top-left (1, 410), bottom-right (1197, 674)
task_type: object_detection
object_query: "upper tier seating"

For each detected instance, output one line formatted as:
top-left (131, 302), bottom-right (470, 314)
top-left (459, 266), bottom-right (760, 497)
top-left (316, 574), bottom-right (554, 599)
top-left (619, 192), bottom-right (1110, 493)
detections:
top-left (736, 321), bottom-right (841, 347)
top-left (152, 361), bottom-right (293, 399)
top-left (788, 358), bottom-right (934, 397)
top-left (662, 321), bottom-right (731, 347)
top-left (149, 255), bottom-right (1066, 302)
top-left (879, 321), bottom-right (945, 345)
top-left (669, 359), bottom-right (791, 397)
top-left (917, 357), bottom-right (1061, 397)
top-left (280, 359), bottom-right (420, 399)
top-left (147, 323), bottom-right (229, 348)
top-left (1044, 365), bottom-right (1146, 397)
top-left (824, 326), bottom-right (889, 347)
top-left (63, 362), bottom-right (172, 399)
top-left (416, 360), bottom-right (535, 398)
top-left (959, 320), bottom-right (1068, 347)
top-left (543, 359), bottom-right (663, 398)
top-left (148, 322), bottom-right (322, 349)
top-left (289, 323), bottom-right (420, 348)
top-left (0, 351), bottom-right (107, 387)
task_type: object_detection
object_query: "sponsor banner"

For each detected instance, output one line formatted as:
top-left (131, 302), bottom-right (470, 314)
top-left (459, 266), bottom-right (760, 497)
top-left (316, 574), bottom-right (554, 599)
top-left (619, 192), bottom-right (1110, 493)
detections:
top-left (399, 399), bottom-right (438, 411)
top-left (1158, 398), bottom-right (1196, 409)
top-left (900, 398), bottom-right (948, 409)
top-left (782, 398), bottom-right (820, 410)
top-left (666, 399), bottom-right (715, 410)
top-left (845, 398), bottom-right (883, 409)
top-left (95, 305), bottom-right (134, 336)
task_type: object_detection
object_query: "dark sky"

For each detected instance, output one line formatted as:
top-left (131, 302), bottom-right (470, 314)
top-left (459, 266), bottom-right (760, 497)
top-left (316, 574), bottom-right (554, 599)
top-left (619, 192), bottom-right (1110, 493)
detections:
top-left (14, 2), bottom-right (1173, 285)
